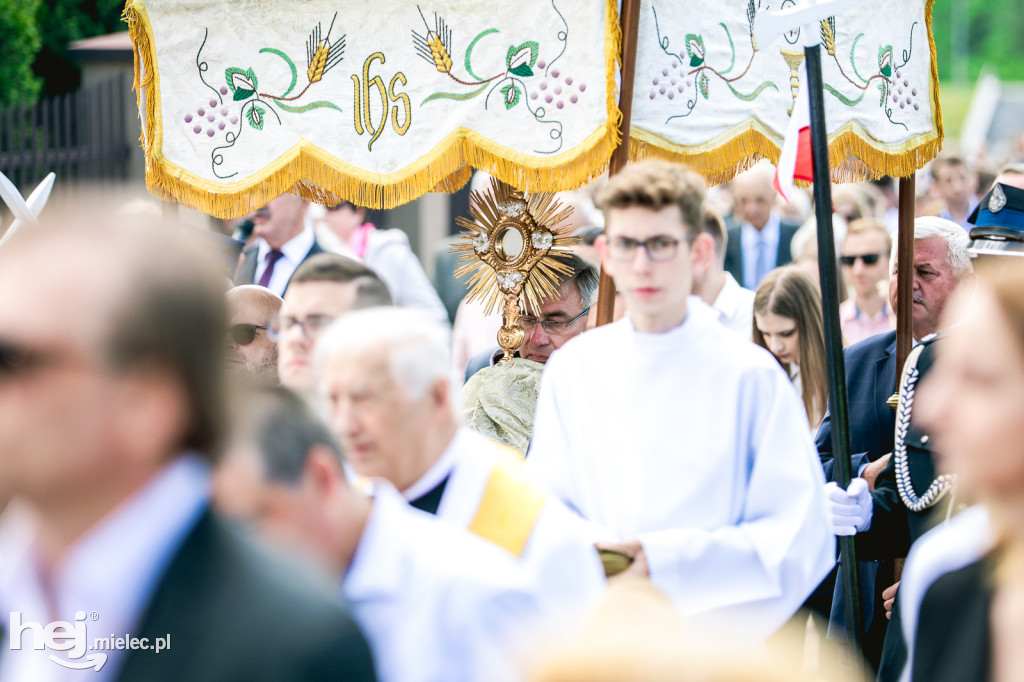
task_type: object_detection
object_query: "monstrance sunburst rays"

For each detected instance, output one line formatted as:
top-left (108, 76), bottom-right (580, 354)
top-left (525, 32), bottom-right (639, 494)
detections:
top-left (450, 178), bottom-right (579, 361)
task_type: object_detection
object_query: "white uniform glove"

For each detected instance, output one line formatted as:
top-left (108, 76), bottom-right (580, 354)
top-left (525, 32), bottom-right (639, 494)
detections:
top-left (824, 478), bottom-right (873, 536)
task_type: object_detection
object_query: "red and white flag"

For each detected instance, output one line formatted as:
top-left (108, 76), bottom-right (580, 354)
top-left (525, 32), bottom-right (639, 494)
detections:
top-left (773, 62), bottom-right (814, 204)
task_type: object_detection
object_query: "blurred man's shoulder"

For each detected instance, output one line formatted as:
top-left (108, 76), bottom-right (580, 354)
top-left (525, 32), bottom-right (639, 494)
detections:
top-left (121, 509), bottom-right (375, 681)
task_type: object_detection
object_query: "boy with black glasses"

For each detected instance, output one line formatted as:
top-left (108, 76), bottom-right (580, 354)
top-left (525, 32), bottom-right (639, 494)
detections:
top-left (527, 160), bottom-right (834, 640)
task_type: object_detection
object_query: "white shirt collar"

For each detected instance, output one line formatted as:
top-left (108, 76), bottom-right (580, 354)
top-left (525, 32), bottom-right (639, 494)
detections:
top-left (712, 272), bottom-right (745, 320)
top-left (399, 431), bottom-right (466, 502)
top-left (256, 225), bottom-right (315, 265)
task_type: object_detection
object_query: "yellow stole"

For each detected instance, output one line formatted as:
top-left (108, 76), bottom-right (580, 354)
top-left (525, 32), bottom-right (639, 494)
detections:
top-left (467, 442), bottom-right (546, 558)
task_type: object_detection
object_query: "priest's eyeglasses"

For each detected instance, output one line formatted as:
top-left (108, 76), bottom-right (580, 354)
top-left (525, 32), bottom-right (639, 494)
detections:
top-left (607, 236), bottom-right (682, 261)
top-left (267, 315), bottom-right (336, 342)
top-left (519, 308), bottom-right (591, 335)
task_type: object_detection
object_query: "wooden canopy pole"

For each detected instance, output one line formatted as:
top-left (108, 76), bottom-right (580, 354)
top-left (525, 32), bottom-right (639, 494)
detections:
top-left (595, 0), bottom-right (641, 326)
top-left (894, 175), bottom-right (916, 385)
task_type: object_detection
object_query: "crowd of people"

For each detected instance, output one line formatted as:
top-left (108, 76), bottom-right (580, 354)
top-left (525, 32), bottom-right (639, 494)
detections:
top-left (0, 148), bottom-right (1022, 682)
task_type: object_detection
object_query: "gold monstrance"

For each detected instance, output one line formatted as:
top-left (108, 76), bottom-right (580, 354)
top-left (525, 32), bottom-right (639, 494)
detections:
top-left (451, 179), bottom-right (578, 362)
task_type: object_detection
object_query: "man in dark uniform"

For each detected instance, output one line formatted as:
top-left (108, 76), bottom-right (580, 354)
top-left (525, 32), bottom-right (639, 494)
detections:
top-left (819, 217), bottom-right (972, 668)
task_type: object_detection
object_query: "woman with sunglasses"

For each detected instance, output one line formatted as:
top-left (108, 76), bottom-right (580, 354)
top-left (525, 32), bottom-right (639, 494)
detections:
top-left (753, 266), bottom-right (828, 431)
top-left (839, 219), bottom-right (895, 345)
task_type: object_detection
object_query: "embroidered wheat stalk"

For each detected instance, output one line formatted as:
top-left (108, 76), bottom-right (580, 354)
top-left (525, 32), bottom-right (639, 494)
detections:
top-left (308, 40), bottom-right (330, 83)
top-left (820, 17), bottom-right (837, 57)
top-left (428, 33), bottom-right (452, 74)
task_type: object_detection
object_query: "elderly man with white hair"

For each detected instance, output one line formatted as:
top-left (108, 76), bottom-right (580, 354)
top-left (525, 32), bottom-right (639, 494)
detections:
top-left (817, 216), bottom-right (974, 669)
top-left (314, 307), bottom-right (606, 621)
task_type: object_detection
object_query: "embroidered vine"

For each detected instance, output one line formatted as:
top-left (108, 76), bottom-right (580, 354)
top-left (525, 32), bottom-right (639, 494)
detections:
top-left (413, 2), bottom-right (572, 154)
top-left (191, 14), bottom-right (347, 179)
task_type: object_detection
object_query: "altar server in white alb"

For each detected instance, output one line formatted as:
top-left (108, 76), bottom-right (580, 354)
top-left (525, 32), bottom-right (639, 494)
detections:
top-left (314, 307), bottom-right (607, 622)
top-left (527, 160), bottom-right (834, 638)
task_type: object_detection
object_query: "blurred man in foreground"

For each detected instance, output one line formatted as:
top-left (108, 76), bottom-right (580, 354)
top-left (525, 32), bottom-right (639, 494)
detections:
top-left (217, 386), bottom-right (538, 682)
top-left (0, 206), bottom-right (375, 681)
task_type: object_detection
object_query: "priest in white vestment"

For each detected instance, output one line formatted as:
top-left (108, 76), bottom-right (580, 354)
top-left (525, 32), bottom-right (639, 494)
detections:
top-left (312, 307), bottom-right (607, 624)
top-left (527, 160), bottom-right (834, 639)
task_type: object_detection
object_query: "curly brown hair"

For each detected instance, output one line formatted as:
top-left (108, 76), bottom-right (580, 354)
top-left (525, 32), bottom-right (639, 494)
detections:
top-left (593, 161), bottom-right (706, 240)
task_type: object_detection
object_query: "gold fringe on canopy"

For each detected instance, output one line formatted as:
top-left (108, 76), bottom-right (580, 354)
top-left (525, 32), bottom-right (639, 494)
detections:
top-left (628, 0), bottom-right (942, 187)
top-left (122, 0), bottom-right (622, 218)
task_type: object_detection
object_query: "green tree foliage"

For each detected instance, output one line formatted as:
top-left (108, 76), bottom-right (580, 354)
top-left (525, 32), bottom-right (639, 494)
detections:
top-left (33, 0), bottom-right (128, 97)
top-left (0, 0), bottom-right (43, 108)
top-left (931, 0), bottom-right (1024, 82)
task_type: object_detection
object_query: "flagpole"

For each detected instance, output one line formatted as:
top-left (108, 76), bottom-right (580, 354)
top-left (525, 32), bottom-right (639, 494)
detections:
top-left (804, 40), bottom-right (864, 649)
top-left (595, 0), bottom-right (641, 327)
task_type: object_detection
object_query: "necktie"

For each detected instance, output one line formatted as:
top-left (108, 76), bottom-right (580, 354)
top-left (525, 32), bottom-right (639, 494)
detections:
top-left (754, 233), bottom-right (770, 288)
top-left (257, 249), bottom-right (284, 288)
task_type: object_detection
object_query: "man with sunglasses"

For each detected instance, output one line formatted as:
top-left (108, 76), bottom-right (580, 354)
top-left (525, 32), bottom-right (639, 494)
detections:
top-left (839, 220), bottom-right (895, 345)
top-left (226, 285), bottom-right (283, 384)
top-left (527, 160), bottom-right (833, 639)
top-left (463, 253), bottom-right (598, 381)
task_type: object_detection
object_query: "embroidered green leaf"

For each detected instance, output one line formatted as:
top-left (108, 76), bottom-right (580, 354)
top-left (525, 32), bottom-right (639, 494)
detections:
top-left (233, 89), bottom-right (255, 101)
top-left (225, 66), bottom-right (258, 93)
top-left (506, 42), bottom-right (539, 71)
top-left (247, 104), bottom-right (266, 130)
top-left (466, 28), bottom-right (500, 81)
top-left (879, 45), bottom-right (893, 78)
top-left (718, 22), bottom-right (736, 75)
top-left (878, 81), bottom-right (887, 107)
top-left (509, 64), bottom-right (533, 77)
top-left (686, 34), bottom-right (705, 67)
top-left (823, 82), bottom-right (867, 106)
top-left (699, 72), bottom-right (710, 99)
top-left (501, 82), bottom-right (521, 109)
top-left (850, 33), bottom-right (870, 84)
top-left (724, 79), bottom-right (778, 101)
top-left (259, 48), bottom-right (298, 97)
top-left (421, 83), bottom-right (490, 105)
top-left (272, 100), bottom-right (343, 114)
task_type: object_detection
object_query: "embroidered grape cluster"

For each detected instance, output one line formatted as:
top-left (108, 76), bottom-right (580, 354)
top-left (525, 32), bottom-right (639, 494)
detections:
top-left (527, 60), bottom-right (586, 110)
top-left (183, 87), bottom-right (239, 137)
top-left (890, 68), bottom-right (920, 112)
top-left (648, 59), bottom-right (689, 101)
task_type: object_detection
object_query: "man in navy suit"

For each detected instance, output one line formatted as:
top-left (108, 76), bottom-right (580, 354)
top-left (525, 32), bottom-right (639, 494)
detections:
top-left (235, 192), bottom-right (324, 297)
top-left (818, 216), bottom-right (972, 669)
top-left (723, 163), bottom-right (800, 291)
